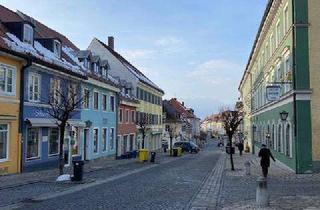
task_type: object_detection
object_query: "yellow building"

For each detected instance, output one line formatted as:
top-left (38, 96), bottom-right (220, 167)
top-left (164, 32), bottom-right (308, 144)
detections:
top-left (0, 53), bottom-right (24, 175)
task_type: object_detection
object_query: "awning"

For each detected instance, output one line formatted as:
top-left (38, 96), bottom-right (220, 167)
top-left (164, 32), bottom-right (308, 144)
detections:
top-left (26, 118), bottom-right (86, 128)
top-left (25, 118), bottom-right (57, 127)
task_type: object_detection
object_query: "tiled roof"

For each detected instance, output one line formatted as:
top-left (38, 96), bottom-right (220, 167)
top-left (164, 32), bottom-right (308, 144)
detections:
top-left (93, 38), bottom-right (164, 94)
top-left (168, 98), bottom-right (195, 118)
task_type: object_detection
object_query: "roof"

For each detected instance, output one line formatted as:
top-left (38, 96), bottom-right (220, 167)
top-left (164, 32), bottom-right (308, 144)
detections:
top-left (0, 5), bottom-right (86, 79)
top-left (238, 0), bottom-right (273, 90)
top-left (93, 38), bottom-right (164, 94)
top-left (167, 98), bottom-right (197, 119)
top-left (76, 50), bottom-right (91, 59)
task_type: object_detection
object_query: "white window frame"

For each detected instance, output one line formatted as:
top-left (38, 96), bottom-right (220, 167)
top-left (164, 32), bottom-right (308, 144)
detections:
top-left (50, 78), bottom-right (61, 105)
top-left (0, 124), bottom-right (9, 162)
top-left (53, 40), bottom-right (61, 58)
top-left (102, 127), bottom-right (108, 152)
top-left (28, 72), bottom-right (41, 102)
top-left (93, 128), bottom-right (99, 153)
top-left (23, 24), bottom-right (33, 44)
top-left (93, 91), bottom-right (99, 110)
top-left (26, 127), bottom-right (41, 160)
top-left (48, 127), bottom-right (59, 156)
top-left (0, 63), bottom-right (16, 96)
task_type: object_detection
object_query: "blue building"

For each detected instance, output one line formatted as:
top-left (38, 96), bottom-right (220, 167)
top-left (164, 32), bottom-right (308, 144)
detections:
top-left (77, 50), bottom-right (120, 160)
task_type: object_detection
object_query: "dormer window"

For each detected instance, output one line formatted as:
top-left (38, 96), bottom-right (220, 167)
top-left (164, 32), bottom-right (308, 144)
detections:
top-left (23, 24), bottom-right (33, 44)
top-left (53, 40), bottom-right (61, 58)
top-left (94, 63), bottom-right (99, 73)
top-left (102, 68), bottom-right (107, 77)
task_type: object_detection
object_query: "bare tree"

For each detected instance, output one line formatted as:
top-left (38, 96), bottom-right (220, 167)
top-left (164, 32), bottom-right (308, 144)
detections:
top-left (44, 82), bottom-right (84, 175)
top-left (219, 107), bottom-right (243, 171)
top-left (137, 115), bottom-right (148, 149)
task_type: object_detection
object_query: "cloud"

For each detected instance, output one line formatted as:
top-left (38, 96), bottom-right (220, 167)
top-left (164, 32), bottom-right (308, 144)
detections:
top-left (154, 36), bottom-right (183, 47)
top-left (119, 49), bottom-right (154, 60)
top-left (188, 59), bottom-right (240, 77)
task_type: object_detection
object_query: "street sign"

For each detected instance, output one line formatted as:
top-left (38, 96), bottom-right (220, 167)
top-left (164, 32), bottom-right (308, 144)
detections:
top-left (266, 85), bottom-right (281, 101)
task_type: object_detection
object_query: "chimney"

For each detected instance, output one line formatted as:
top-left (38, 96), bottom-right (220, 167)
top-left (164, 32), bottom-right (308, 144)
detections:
top-left (108, 36), bottom-right (114, 50)
top-left (182, 102), bottom-right (185, 106)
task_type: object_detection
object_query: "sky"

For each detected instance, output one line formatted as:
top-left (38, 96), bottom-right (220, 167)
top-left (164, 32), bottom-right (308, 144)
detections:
top-left (1, 0), bottom-right (267, 119)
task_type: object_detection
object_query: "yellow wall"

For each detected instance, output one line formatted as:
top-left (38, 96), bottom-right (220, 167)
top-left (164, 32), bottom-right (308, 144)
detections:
top-left (309, 0), bottom-right (320, 161)
top-left (0, 55), bottom-right (23, 175)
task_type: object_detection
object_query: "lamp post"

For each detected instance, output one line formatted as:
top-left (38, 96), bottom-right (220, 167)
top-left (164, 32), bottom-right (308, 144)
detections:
top-left (280, 111), bottom-right (288, 153)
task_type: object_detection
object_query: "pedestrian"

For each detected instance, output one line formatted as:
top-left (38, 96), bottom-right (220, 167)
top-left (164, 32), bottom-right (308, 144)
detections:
top-left (258, 144), bottom-right (275, 178)
top-left (237, 141), bottom-right (244, 156)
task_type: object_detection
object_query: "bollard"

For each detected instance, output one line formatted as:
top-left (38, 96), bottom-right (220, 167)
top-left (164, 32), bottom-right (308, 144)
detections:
top-left (244, 161), bottom-right (251, 175)
top-left (256, 177), bottom-right (269, 207)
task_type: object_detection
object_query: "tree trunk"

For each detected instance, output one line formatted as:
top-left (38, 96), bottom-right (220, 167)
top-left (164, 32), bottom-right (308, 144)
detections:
top-left (142, 130), bottom-right (145, 149)
top-left (59, 124), bottom-right (66, 175)
top-left (229, 135), bottom-right (235, 171)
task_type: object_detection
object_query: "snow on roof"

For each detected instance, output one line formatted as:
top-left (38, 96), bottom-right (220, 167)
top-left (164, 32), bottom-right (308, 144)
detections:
top-left (2, 33), bottom-right (85, 75)
top-left (122, 62), bottom-right (159, 89)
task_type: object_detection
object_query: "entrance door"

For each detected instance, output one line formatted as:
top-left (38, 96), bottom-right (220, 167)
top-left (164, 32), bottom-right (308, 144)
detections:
top-left (129, 134), bottom-right (134, 151)
top-left (123, 135), bottom-right (128, 154)
top-left (83, 129), bottom-right (89, 160)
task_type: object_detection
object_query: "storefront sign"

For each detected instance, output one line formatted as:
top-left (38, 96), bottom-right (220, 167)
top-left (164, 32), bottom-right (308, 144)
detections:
top-left (266, 85), bottom-right (281, 101)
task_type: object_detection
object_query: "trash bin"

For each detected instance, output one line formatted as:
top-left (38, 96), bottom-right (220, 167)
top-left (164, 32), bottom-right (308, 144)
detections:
top-left (72, 160), bottom-right (84, 181)
top-left (132, 150), bottom-right (138, 158)
top-left (139, 149), bottom-right (149, 162)
top-left (173, 148), bottom-right (178, 157)
top-left (150, 152), bottom-right (156, 163)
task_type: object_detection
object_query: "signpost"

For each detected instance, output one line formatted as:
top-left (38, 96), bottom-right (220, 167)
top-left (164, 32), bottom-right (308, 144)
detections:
top-left (266, 85), bottom-right (281, 101)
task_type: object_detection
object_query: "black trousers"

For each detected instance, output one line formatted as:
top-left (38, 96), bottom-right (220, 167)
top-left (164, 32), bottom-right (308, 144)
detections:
top-left (262, 166), bottom-right (268, 177)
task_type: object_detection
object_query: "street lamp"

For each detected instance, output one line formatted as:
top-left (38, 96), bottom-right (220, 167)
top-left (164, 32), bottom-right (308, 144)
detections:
top-left (266, 132), bottom-right (271, 148)
top-left (280, 111), bottom-right (289, 121)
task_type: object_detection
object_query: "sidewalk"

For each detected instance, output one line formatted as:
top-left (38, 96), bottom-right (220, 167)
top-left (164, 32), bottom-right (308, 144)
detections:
top-left (0, 150), bottom-right (177, 209)
top-left (218, 151), bottom-right (320, 210)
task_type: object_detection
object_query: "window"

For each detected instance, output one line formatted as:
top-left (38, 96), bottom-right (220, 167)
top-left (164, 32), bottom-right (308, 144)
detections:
top-left (119, 109), bottom-right (123, 123)
top-left (131, 110), bottom-right (135, 123)
top-left (83, 89), bottom-right (90, 109)
top-left (50, 78), bottom-right (60, 104)
top-left (23, 24), bottom-right (33, 44)
top-left (285, 124), bottom-right (291, 157)
top-left (276, 20), bottom-right (281, 46)
top-left (53, 40), bottom-right (61, 58)
top-left (126, 109), bottom-right (129, 123)
top-left (140, 89), bottom-right (143, 100)
top-left (284, 55), bottom-right (291, 92)
top-left (0, 124), bottom-right (8, 160)
top-left (278, 124), bottom-right (282, 153)
top-left (284, 5), bottom-right (289, 33)
top-left (110, 128), bottom-right (115, 150)
top-left (28, 73), bottom-right (40, 102)
top-left (136, 87), bottom-right (139, 98)
top-left (102, 94), bottom-right (107, 111)
top-left (49, 128), bottom-right (59, 155)
top-left (110, 96), bottom-right (115, 112)
top-left (93, 91), bottom-right (99, 110)
top-left (102, 128), bottom-right (108, 152)
top-left (27, 128), bottom-right (40, 159)
top-left (93, 128), bottom-right (98, 153)
top-left (68, 83), bottom-right (77, 102)
top-left (0, 64), bottom-right (15, 95)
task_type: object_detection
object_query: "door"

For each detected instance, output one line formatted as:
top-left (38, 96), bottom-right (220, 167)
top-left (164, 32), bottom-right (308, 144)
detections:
top-left (83, 129), bottom-right (89, 160)
top-left (129, 134), bottom-right (134, 151)
top-left (123, 135), bottom-right (128, 154)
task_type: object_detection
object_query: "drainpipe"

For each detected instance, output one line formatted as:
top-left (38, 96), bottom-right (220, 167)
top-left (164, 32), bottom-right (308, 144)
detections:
top-left (19, 58), bottom-right (32, 173)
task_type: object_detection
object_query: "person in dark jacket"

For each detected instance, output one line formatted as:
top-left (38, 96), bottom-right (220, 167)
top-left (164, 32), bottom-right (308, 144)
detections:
top-left (237, 141), bottom-right (244, 156)
top-left (258, 144), bottom-right (275, 177)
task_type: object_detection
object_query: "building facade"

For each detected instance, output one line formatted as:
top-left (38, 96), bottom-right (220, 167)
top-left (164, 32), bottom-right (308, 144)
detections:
top-left (0, 39), bottom-right (24, 175)
top-left (239, 0), bottom-right (320, 173)
top-left (88, 37), bottom-right (164, 152)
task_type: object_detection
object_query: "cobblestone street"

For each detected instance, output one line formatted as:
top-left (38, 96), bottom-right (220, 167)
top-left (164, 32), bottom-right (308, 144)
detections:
top-left (218, 149), bottom-right (320, 210)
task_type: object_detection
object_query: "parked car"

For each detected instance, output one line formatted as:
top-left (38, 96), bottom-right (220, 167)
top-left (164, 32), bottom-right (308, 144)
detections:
top-left (173, 141), bottom-right (200, 153)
